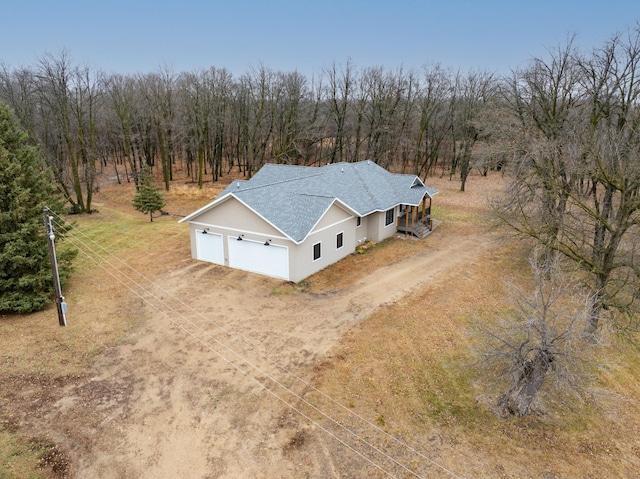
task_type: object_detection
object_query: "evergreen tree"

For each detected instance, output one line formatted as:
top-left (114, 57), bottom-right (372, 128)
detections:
top-left (0, 102), bottom-right (76, 314)
top-left (132, 166), bottom-right (166, 222)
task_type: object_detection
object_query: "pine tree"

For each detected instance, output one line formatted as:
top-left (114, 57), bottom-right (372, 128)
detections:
top-left (0, 102), bottom-right (76, 314)
top-left (132, 166), bottom-right (166, 222)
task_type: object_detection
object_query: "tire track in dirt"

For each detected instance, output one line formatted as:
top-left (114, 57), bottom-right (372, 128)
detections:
top-left (339, 233), bottom-right (496, 320)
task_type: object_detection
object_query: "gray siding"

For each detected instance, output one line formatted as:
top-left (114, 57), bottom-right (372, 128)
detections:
top-left (313, 202), bottom-right (351, 231)
top-left (379, 206), bottom-right (399, 241)
top-left (356, 215), bottom-right (369, 244)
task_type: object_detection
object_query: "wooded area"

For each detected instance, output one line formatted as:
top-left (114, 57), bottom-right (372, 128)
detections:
top-left (2, 27), bottom-right (640, 331)
top-left (0, 53), bottom-right (497, 214)
top-left (2, 26), bottom-right (640, 419)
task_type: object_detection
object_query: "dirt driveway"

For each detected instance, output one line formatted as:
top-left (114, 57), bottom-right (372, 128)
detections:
top-left (39, 225), bottom-right (495, 479)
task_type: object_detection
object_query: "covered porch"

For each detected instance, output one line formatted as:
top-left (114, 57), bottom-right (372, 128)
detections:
top-left (397, 194), bottom-right (433, 239)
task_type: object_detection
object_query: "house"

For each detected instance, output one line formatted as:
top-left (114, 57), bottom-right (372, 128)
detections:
top-left (179, 161), bottom-right (438, 282)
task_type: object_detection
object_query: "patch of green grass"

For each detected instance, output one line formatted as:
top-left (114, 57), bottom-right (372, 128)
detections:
top-left (70, 206), bottom-right (182, 260)
top-left (413, 358), bottom-right (483, 427)
top-left (432, 204), bottom-right (488, 223)
top-left (0, 431), bottom-right (50, 479)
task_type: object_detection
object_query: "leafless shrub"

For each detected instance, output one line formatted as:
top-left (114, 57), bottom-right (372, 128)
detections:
top-left (471, 250), bottom-right (603, 417)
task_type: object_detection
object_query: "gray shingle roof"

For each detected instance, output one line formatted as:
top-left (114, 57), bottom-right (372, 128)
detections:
top-left (183, 161), bottom-right (438, 243)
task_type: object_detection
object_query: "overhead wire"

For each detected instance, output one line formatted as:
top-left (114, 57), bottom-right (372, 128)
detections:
top-left (63, 235), bottom-right (400, 477)
top-left (53, 212), bottom-right (467, 479)
top-left (50, 211), bottom-right (466, 479)
top-left (54, 219), bottom-right (413, 479)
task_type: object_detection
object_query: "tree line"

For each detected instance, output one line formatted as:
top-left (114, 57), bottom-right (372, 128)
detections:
top-left (0, 53), bottom-right (497, 213)
top-left (2, 28), bottom-right (640, 329)
top-left (483, 27), bottom-right (640, 415)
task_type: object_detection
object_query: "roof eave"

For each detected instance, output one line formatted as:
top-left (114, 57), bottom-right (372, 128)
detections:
top-left (296, 198), bottom-right (357, 244)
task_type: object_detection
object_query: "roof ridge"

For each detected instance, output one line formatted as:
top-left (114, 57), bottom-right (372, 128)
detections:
top-left (351, 163), bottom-right (376, 206)
top-left (296, 192), bottom-right (337, 199)
top-left (234, 170), bottom-right (324, 192)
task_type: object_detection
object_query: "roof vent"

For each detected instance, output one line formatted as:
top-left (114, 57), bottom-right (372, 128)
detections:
top-left (341, 168), bottom-right (344, 172)
top-left (237, 182), bottom-right (240, 188)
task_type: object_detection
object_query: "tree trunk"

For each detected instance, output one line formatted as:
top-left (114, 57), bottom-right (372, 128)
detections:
top-left (498, 349), bottom-right (552, 416)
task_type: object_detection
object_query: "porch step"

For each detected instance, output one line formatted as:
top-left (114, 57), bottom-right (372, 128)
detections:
top-left (397, 221), bottom-right (431, 239)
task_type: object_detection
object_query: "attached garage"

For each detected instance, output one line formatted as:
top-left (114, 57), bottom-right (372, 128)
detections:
top-left (180, 161), bottom-right (438, 283)
top-left (228, 238), bottom-right (289, 280)
top-left (195, 230), bottom-right (224, 265)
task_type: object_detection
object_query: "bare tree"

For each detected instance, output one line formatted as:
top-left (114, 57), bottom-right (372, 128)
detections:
top-left (209, 68), bottom-right (232, 181)
top-left (232, 65), bottom-right (278, 177)
top-left (325, 60), bottom-right (355, 164)
top-left (412, 64), bottom-right (454, 178)
top-left (359, 66), bottom-right (410, 168)
top-left (139, 67), bottom-right (176, 190)
top-left (2, 55), bottom-right (105, 210)
top-left (295, 73), bottom-right (326, 165)
top-left (29, 51), bottom-right (102, 212)
top-left (473, 251), bottom-right (597, 417)
top-left (450, 70), bottom-right (496, 191)
top-left (495, 30), bottom-right (640, 333)
top-left (574, 29), bottom-right (640, 333)
top-left (498, 40), bottom-right (582, 242)
top-left (271, 71), bottom-right (307, 164)
top-left (178, 69), bottom-right (214, 187)
top-left (106, 74), bottom-right (141, 185)
top-left (0, 64), bottom-right (38, 137)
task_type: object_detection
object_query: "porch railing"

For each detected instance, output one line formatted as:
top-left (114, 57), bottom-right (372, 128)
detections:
top-left (397, 206), bottom-right (431, 226)
top-left (397, 206), bottom-right (432, 239)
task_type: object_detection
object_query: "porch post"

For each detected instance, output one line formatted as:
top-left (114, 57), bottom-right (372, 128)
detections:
top-left (405, 205), bottom-right (409, 236)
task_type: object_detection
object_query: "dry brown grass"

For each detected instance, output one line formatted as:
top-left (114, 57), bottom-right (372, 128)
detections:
top-left (0, 170), bottom-right (217, 478)
top-left (291, 172), bottom-right (506, 294)
top-left (299, 171), bottom-right (640, 478)
top-left (1, 167), bottom-right (639, 478)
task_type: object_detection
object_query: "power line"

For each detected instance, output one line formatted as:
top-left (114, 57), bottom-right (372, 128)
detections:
top-left (59, 226), bottom-right (409, 478)
top-left (52, 212), bottom-right (466, 479)
top-left (54, 213), bottom-right (466, 478)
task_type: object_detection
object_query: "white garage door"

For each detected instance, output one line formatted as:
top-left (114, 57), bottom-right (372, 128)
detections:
top-left (195, 230), bottom-right (224, 265)
top-left (228, 238), bottom-right (289, 280)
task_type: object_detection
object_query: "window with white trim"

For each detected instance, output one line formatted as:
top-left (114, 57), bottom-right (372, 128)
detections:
top-left (336, 232), bottom-right (344, 249)
top-left (313, 242), bottom-right (321, 261)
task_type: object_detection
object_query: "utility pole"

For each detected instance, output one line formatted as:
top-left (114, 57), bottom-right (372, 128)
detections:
top-left (43, 206), bottom-right (67, 326)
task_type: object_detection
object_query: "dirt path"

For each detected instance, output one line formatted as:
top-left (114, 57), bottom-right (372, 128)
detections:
top-left (48, 228), bottom-right (497, 478)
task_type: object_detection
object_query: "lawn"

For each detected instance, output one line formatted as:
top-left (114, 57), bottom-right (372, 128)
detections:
top-left (1, 168), bottom-right (639, 478)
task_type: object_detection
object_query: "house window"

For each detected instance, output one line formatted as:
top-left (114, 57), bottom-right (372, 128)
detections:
top-left (336, 232), bottom-right (344, 249)
top-left (356, 216), bottom-right (362, 227)
top-left (385, 208), bottom-right (395, 226)
top-left (313, 242), bottom-right (321, 261)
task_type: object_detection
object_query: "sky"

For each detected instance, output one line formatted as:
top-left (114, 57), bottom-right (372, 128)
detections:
top-left (1, 0), bottom-right (638, 78)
